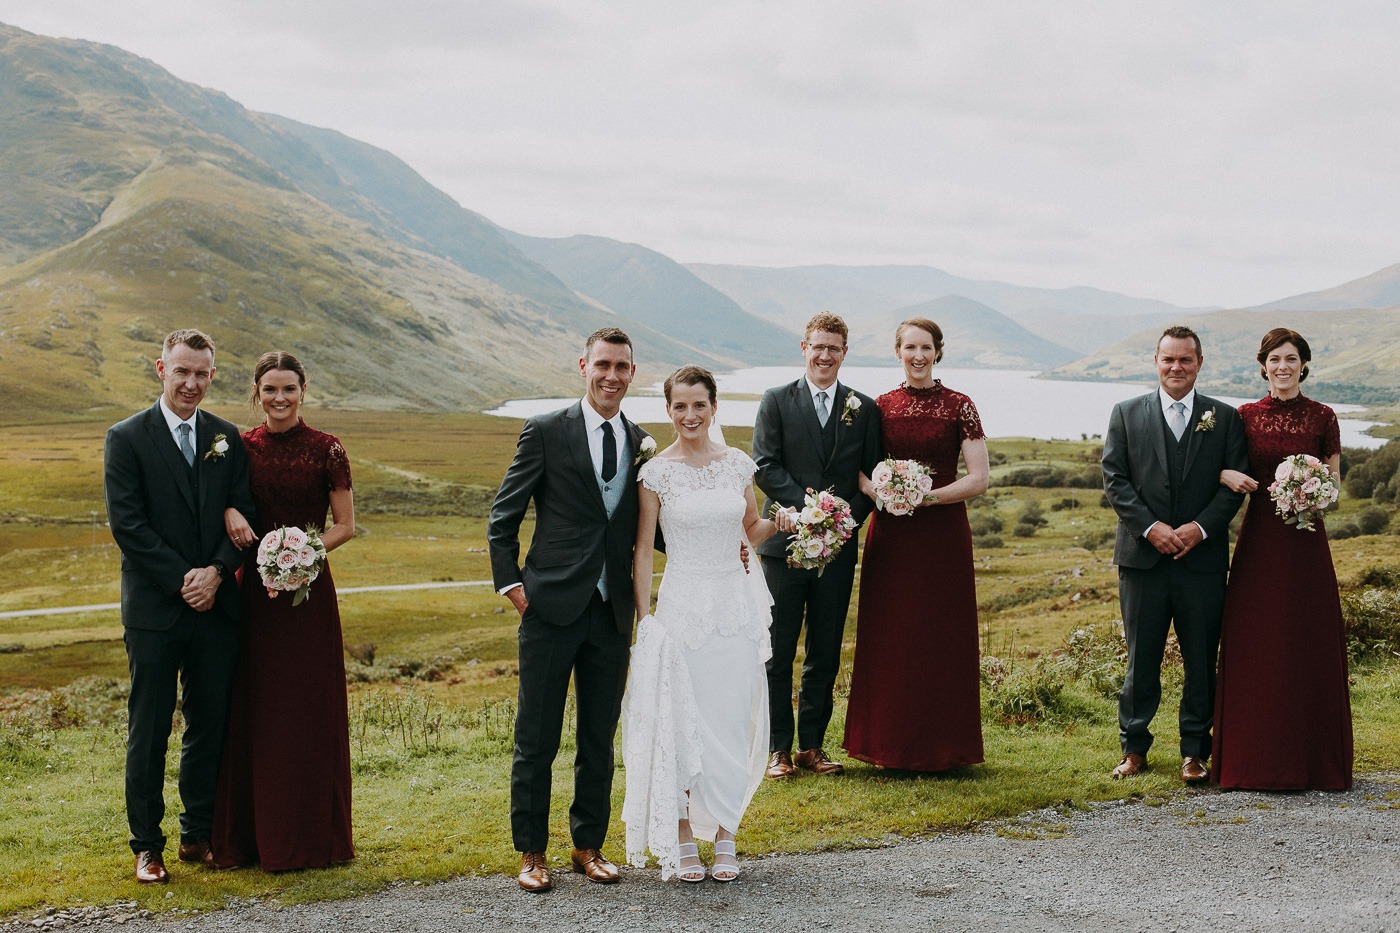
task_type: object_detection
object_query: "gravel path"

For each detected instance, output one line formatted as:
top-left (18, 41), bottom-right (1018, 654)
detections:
top-left (14, 776), bottom-right (1400, 933)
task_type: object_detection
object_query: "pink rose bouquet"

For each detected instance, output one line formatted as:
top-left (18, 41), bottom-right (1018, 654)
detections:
top-left (1267, 454), bottom-right (1339, 532)
top-left (256, 525), bottom-right (328, 604)
top-left (869, 458), bottom-right (938, 515)
top-left (774, 488), bottom-right (856, 575)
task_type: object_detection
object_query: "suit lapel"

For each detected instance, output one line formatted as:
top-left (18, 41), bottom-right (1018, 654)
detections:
top-left (1142, 394), bottom-right (1170, 479)
top-left (195, 411), bottom-right (212, 517)
top-left (823, 382), bottom-right (848, 471)
top-left (623, 414), bottom-right (647, 482)
top-left (145, 404), bottom-right (196, 515)
top-left (565, 403), bottom-right (607, 516)
top-left (1181, 396), bottom-right (1209, 477)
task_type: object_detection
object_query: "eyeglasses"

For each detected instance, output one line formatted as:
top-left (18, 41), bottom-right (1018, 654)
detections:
top-left (806, 344), bottom-right (846, 354)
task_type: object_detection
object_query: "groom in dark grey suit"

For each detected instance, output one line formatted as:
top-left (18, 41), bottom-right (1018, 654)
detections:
top-left (1102, 325), bottom-right (1247, 785)
top-left (488, 327), bottom-right (651, 891)
top-left (753, 312), bottom-right (881, 779)
top-left (103, 329), bottom-right (255, 883)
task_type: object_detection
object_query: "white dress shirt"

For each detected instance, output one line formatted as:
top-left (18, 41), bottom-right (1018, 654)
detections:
top-left (158, 395), bottom-right (198, 448)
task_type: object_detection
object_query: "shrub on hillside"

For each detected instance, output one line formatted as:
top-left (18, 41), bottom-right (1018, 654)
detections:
top-left (1341, 586), bottom-right (1400, 660)
top-left (1357, 505), bottom-right (1392, 536)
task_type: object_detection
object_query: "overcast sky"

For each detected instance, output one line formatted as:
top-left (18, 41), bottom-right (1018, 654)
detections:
top-left (4, 1), bottom-right (1398, 308)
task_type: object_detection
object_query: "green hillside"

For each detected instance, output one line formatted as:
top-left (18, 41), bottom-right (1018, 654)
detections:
top-left (1049, 307), bottom-right (1400, 405)
top-left (0, 22), bottom-right (732, 418)
top-left (851, 295), bottom-right (1079, 369)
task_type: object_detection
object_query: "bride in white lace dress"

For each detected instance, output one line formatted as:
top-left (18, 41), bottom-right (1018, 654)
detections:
top-left (623, 366), bottom-right (784, 883)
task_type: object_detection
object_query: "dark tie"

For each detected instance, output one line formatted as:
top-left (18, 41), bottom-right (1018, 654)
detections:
top-left (601, 421), bottom-right (617, 482)
top-left (177, 423), bottom-right (195, 467)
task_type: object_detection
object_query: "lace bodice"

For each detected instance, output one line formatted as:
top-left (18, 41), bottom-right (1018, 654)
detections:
top-left (638, 448), bottom-right (769, 650)
top-left (876, 382), bottom-right (985, 486)
top-left (242, 421), bottom-right (352, 534)
top-left (1237, 395), bottom-right (1341, 484)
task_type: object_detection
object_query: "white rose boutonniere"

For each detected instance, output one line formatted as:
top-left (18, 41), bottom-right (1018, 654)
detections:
top-left (204, 433), bottom-right (229, 461)
top-left (840, 394), bottom-right (861, 426)
top-left (634, 435), bottom-right (657, 466)
top-left (1194, 407), bottom-right (1217, 433)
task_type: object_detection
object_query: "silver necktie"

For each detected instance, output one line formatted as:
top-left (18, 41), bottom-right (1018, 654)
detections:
top-left (1169, 401), bottom-right (1187, 441)
top-left (815, 390), bottom-right (830, 426)
top-left (177, 423), bottom-right (195, 466)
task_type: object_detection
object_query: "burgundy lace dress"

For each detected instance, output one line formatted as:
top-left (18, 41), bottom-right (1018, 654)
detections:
top-left (843, 382), bottom-right (986, 771)
top-left (211, 421), bottom-right (356, 869)
top-left (1212, 394), bottom-right (1352, 790)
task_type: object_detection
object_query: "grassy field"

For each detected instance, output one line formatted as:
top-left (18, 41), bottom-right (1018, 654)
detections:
top-left (3, 409), bottom-right (1399, 918)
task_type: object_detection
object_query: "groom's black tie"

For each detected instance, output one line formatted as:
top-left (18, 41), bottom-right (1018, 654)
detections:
top-left (601, 421), bottom-right (617, 482)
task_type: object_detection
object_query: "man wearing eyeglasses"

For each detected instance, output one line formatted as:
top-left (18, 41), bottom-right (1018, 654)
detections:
top-left (752, 312), bottom-right (882, 780)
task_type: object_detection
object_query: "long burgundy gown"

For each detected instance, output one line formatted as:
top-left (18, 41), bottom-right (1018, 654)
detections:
top-left (843, 381), bottom-right (986, 771)
top-left (1212, 394), bottom-right (1353, 790)
top-left (211, 421), bottom-right (355, 869)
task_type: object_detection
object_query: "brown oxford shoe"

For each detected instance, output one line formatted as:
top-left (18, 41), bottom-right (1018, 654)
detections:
top-left (766, 750), bottom-right (796, 779)
top-left (517, 851), bottom-right (552, 892)
top-left (1181, 756), bottom-right (1210, 785)
top-left (1110, 752), bottom-right (1147, 779)
top-left (570, 848), bottom-right (620, 884)
top-left (134, 850), bottom-right (168, 884)
top-left (794, 748), bottom-right (844, 775)
top-left (177, 840), bottom-right (217, 868)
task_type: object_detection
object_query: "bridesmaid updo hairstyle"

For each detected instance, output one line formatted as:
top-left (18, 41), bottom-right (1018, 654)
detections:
top-left (1257, 327), bottom-right (1310, 383)
top-left (249, 350), bottom-right (308, 416)
top-left (895, 317), bottom-right (945, 364)
top-left (664, 365), bottom-right (717, 406)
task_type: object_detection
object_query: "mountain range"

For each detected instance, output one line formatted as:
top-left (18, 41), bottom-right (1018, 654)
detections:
top-left (2, 21), bottom-right (1398, 420)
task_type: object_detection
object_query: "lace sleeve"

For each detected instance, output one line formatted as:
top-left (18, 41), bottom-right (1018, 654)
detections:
top-left (325, 437), bottom-right (353, 491)
top-left (730, 448), bottom-right (758, 480)
top-left (959, 397), bottom-right (986, 442)
top-left (1322, 405), bottom-right (1341, 460)
top-left (639, 457), bottom-right (668, 496)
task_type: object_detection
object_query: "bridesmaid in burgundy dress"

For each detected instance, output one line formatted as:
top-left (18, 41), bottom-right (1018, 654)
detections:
top-left (843, 318), bottom-right (990, 771)
top-left (211, 351), bottom-right (356, 869)
top-left (1213, 328), bottom-right (1352, 790)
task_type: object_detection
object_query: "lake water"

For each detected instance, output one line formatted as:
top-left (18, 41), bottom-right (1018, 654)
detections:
top-left (485, 366), bottom-right (1388, 449)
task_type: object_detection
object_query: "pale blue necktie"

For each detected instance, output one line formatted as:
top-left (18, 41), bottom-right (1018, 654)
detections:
top-left (177, 422), bottom-right (195, 467)
top-left (815, 390), bottom-right (830, 426)
top-left (1168, 401), bottom-right (1187, 441)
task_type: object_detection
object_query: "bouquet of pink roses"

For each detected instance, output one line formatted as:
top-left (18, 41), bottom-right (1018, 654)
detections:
top-left (1267, 453), bottom-right (1339, 532)
top-left (256, 525), bottom-right (328, 604)
top-left (774, 488), bottom-right (856, 575)
top-left (869, 457), bottom-right (937, 515)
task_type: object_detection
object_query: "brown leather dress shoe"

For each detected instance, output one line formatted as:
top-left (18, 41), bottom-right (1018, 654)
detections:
top-left (1110, 752), bottom-right (1147, 779)
top-left (570, 848), bottom-right (620, 884)
top-left (794, 748), bottom-right (844, 775)
top-left (177, 840), bottom-right (216, 868)
top-left (1181, 756), bottom-right (1210, 785)
top-left (517, 852), bottom-right (552, 892)
top-left (134, 851), bottom-right (168, 884)
top-left (766, 750), bottom-right (796, 779)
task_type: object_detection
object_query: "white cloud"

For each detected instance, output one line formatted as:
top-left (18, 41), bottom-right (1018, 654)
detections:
top-left (2, 0), bottom-right (1397, 306)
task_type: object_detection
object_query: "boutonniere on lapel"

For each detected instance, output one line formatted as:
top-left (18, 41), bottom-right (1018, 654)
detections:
top-left (633, 435), bottom-right (657, 466)
top-left (204, 433), bottom-right (229, 461)
top-left (1194, 407), bottom-right (1217, 433)
top-left (840, 394), bottom-right (861, 426)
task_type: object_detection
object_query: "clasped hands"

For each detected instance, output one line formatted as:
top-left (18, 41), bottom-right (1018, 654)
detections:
top-left (180, 565), bottom-right (221, 612)
top-left (1146, 521), bottom-right (1205, 559)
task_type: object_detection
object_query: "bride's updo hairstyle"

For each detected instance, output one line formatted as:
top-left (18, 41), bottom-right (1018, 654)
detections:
top-left (664, 365), bottom-right (718, 406)
top-left (1257, 327), bottom-right (1311, 383)
top-left (895, 317), bottom-right (945, 364)
top-left (249, 350), bottom-right (308, 416)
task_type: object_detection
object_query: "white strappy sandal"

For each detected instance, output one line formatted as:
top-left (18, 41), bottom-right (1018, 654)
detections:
top-left (711, 839), bottom-right (740, 883)
top-left (676, 841), bottom-right (706, 883)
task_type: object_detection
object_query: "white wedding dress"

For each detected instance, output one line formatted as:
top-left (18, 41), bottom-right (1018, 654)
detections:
top-left (622, 448), bottom-right (772, 879)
